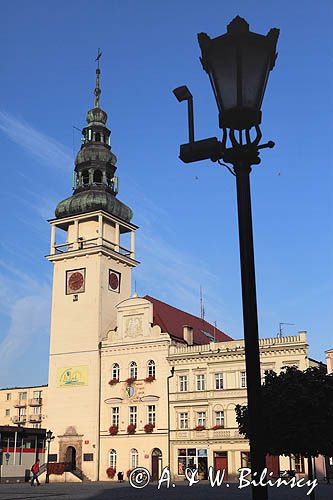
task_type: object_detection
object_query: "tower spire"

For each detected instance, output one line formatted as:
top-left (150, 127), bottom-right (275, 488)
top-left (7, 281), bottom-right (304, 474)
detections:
top-left (94, 48), bottom-right (102, 108)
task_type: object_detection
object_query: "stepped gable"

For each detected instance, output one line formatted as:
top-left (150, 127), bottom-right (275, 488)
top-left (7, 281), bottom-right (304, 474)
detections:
top-left (144, 295), bottom-right (232, 344)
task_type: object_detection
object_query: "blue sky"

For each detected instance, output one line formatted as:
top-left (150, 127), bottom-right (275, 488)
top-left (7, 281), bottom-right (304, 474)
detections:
top-left (1, 0), bottom-right (332, 387)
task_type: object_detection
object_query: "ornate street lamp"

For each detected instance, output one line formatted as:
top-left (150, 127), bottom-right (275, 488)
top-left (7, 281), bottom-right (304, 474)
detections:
top-left (45, 429), bottom-right (54, 484)
top-left (173, 16), bottom-right (279, 500)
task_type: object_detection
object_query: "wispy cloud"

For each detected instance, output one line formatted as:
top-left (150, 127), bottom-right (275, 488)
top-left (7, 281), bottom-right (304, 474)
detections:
top-left (0, 111), bottom-right (72, 170)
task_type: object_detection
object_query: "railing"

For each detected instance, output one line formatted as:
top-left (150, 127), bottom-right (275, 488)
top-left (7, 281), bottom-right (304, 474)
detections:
top-left (12, 416), bottom-right (27, 424)
top-left (172, 428), bottom-right (242, 440)
top-left (29, 414), bottom-right (42, 422)
top-left (14, 400), bottom-right (27, 408)
top-left (54, 237), bottom-right (133, 258)
top-left (29, 398), bottom-right (42, 406)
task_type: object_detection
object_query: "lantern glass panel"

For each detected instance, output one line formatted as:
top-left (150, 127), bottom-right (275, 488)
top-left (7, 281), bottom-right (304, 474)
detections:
top-left (210, 42), bottom-right (237, 112)
top-left (240, 40), bottom-right (271, 109)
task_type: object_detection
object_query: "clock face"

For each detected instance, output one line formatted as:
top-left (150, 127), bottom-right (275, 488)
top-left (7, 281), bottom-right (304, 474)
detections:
top-left (66, 269), bottom-right (85, 294)
top-left (109, 269), bottom-right (121, 293)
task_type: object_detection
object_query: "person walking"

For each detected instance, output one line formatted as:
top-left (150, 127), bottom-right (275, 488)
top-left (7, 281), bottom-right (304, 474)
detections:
top-left (31, 459), bottom-right (40, 486)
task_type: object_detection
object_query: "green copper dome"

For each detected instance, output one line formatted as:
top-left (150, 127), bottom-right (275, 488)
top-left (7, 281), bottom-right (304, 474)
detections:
top-left (54, 58), bottom-right (133, 223)
top-left (55, 190), bottom-right (133, 221)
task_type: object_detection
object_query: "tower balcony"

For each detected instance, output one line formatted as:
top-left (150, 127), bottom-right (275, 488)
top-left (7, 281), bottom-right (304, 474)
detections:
top-left (48, 210), bottom-right (139, 267)
top-left (29, 398), bottom-right (43, 406)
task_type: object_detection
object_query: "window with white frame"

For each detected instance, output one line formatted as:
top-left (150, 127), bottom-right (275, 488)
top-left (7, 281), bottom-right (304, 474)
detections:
top-left (147, 405), bottom-right (156, 426)
top-left (129, 406), bottom-right (137, 425)
top-left (215, 410), bottom-right (225, 427)
top-left (179, 375), bottom-right (188, 392)
top-left (147, 360), bottom-right (155, 378)
top-left (215, 373), bottom-right (224, 390)
top-left (112, 407), bottom-right (119, 426)
top-left (18, 407), bottom-right (26, 417)
top-left (197, 411), bottom-right (206, 427)
top-left (19, 392), bottom-right (27, 400)
top-left (179, 412), bottom-right (189, 429)
top-left (129, 361), bottom-right (137, 379)
top-left (196, 374), bottom-right (205, 391)
top-left (109, 449), bottom-right (117, 468)
top-left (33, 390), bottom-right (42, 399)
top-left (240, 371), bottom-right (247, 388)
top-left (112, 363), bottom-right (120, 380)
top-left (130, 448), bottom-right (138, 469)
top-left (33, 406), bottom-right (41, 415)
top-left (32, 423), bottom-right (41, 429)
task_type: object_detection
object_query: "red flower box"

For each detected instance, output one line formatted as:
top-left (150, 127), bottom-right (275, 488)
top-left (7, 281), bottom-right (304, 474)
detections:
top-left (145, 375), bottom-right (155, 383)
top-left (126, 377), bottom-right (136, 386)
top-left (126, 469), bottom-right (133, 478)
top-left (212, 425), bottom-right (224, 430)
top-left (144, 423), bottom-right (154, 433)
top-left (109, 425), bottom-right (119, 435)
top-left (127, 424), bottom-right (136, 434)
top-left (109, 378), bottom-right (119, 386)
top-left (195, 425), bottom-right (205, 431)
top-left (106, 467), bottom-right (116, 479)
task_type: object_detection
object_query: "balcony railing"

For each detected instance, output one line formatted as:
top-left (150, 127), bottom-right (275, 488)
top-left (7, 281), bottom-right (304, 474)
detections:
top-left (29, 398), bottom-right (43, 406)
top-left (54, 237), bottom-right (133, 258)
top-left (14, 400), bottom-right (27, 408)
top-left (12, 416), bottom-right (27, 424)
top-left (29, 414), bottom-right (42, 423)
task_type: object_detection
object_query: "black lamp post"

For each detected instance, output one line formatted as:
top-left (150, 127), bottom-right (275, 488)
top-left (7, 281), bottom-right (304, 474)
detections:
top-left (173, 16), bottom-right (279, 500)
top-left (45, 429), bottom-right (54, 484)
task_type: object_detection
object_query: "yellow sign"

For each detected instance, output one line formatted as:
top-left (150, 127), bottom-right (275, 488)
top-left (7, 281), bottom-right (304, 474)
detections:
top-left (57, 366), bottom-right (88, 387)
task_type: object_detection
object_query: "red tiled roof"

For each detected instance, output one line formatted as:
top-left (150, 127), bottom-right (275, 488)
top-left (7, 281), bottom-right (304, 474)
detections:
top-left (144, 295), bottom-right (232, 344)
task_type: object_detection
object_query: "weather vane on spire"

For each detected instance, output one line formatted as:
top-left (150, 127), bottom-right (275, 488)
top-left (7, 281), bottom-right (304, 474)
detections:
top-left (94, 48), bottom-right (102, 108)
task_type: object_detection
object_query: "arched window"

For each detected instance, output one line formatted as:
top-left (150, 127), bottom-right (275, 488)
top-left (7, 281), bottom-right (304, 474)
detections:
top-left (95, 132), bottom-right (101, 142)
top-left (93, 169), bottom-right (102, 183)
top-left (109, 449), bottom-right (117, 468)
top-left (82, 170), bottom-right (89, 185)
top-left (147, 360), bottom-right (155, 378)
top-left (129, 361), bottom-right (137, 379)
top-left (112, 363), bottom-right (119, 381)
top-left (130, 448), bottom-right (138, 469)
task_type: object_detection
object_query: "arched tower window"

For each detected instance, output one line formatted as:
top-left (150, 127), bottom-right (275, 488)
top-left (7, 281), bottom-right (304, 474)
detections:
top-left (112, 363), bottom-right (119, 381)
top-left (93, 169), bottom-right (102, 183)
top-left (82, 170), bottom-right (89, 185)
top-left (147, 360), bottom-right (155, 378)
top-left (95, 132), bottom-right (101, 142)
top-left (130, 448), bottom-right (138, 469)
top-left (129, 361), bottom-right (137, 379)
top-left (109, 449), bottom-right (117, 468)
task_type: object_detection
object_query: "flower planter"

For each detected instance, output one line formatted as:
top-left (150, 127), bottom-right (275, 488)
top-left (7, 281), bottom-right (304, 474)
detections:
top-left (106, 467), bottom-right (116, 479)
top-left (109, 425), bottom-right (119, 435)
top-left (109, 378), bottom-right (119, 386)
top-left (195, 425), bottom-right (205, 431)
top-left (126, 377), bottom-right (136, 386)
top-left (127, 424), bottom-right (136, 434)
top-left (144, 423), bottom-right (154, 433)
top-left (145, 376), bottom-right (155, 383)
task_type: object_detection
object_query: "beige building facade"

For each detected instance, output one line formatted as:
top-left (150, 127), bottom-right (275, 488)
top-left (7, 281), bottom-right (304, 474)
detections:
top-left (0, 385), bottom-right (47, 429)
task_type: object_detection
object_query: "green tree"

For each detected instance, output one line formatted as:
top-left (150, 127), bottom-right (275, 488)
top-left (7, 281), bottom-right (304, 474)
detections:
top-left (235, 365), bottom-right (333, 457)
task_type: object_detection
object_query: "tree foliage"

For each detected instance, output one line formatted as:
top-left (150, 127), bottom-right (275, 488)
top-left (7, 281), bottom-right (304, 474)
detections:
top-left (235, 365), bottom-right (333, 457)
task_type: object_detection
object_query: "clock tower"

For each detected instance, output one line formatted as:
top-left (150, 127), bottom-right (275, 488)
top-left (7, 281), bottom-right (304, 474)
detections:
top-left (46, 55), bottom-right (138, 480)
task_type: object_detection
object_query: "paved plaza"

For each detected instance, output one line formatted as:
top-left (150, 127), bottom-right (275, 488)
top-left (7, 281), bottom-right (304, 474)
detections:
top-left (0, 482), bottom-right (332, 500)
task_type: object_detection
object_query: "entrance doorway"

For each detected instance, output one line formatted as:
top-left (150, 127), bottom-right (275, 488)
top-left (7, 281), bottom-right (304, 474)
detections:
top-left (214, 452), bottom-right (228, 480)
top-left (65, 446), bottom-right (76, 471)
top-left (151, 448), bottom-right (162, 481)
top-left (266, 454), bottom-right (280, 478)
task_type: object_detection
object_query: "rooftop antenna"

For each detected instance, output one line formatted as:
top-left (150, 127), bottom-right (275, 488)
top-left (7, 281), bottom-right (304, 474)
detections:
top-left (213, 321), bottom-right (217, 342)
top-left (200, 286), bottom-right (205, 322)
top-left (278, 322), bottom-right (295, 338)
